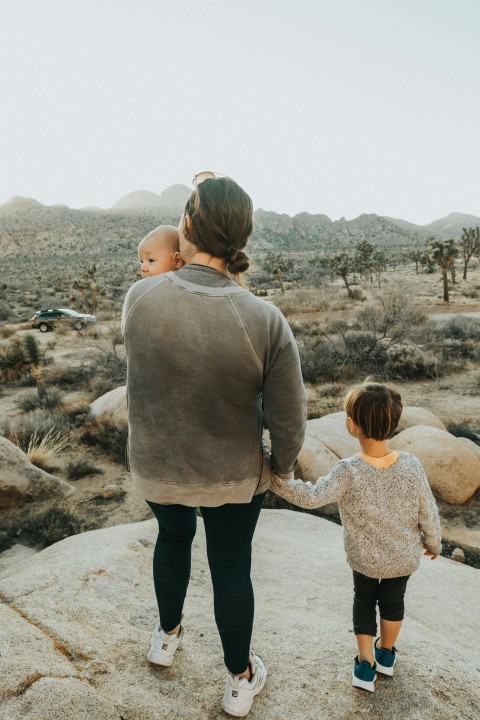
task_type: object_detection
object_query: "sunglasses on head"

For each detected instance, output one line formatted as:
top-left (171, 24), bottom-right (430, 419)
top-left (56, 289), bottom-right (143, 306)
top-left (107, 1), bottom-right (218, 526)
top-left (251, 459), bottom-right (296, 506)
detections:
top-left (192, 170), bottom-right (227, 186)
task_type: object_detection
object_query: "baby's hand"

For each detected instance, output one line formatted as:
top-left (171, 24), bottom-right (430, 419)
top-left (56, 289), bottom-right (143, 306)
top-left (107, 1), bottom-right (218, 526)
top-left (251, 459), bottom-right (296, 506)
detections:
top-left (422, 543), bottom-right (438, 560)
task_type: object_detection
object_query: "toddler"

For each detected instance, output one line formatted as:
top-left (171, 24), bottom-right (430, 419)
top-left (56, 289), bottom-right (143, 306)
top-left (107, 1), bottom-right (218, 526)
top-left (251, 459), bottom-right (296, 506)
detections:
top-left (138, 225), bottom-right (184, 278)
top-left (270, 382), bottom-right (442, 693)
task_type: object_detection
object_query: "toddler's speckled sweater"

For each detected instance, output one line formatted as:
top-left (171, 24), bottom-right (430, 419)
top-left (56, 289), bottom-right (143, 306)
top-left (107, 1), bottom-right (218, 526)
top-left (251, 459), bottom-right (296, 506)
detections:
top-left (271, 451), bottom-right (442, 578)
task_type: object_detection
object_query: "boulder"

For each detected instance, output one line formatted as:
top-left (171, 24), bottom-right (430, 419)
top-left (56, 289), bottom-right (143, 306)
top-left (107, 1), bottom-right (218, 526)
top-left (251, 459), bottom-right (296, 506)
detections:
top-left (0, 436), bottom-right (74, 510)
top-left (0, 512), bottom-right (479, 720)
top-left (396, 406), bottom-right (447, 433)
top-left (457, 436), bottom-right (480, 462)
top-left (305, 412), bottom-right (358, 458)
top-left (296, 435), bottom-right (340, 515)
top-left (390, 425), bottom-right (480, 504)
top-left (89, 386), bottom-right (127, 425)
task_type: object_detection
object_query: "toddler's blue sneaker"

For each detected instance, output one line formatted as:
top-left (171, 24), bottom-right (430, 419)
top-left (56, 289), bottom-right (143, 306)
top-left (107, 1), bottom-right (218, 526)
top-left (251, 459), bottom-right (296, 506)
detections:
top-left (352, 656), bottom-right (376, 692)
top-left (374, 638), bottom-right (397, 676)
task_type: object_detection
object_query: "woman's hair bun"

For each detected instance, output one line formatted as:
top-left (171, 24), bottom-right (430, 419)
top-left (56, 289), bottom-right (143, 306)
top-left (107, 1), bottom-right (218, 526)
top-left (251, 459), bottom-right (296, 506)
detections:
top-left (225, 247), bottom-right (250, 274)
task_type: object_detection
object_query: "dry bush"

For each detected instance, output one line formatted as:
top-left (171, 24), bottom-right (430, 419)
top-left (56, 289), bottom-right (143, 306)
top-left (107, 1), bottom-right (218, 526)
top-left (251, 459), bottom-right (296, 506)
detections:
top-left (79, 416), bottom-right (128, 465)
top-left (26, 426), bottom-right (69, 472)
top-left (384, 344), bottom-right (438, 380)
top-left (18, 386), bottom-right (65, 413)
top-left (42, 363), bottom-right (92, 389)
top-left (0, 325), bottom-right (16, 339)
top-left (21, 505), bottom-right (98, 548)
top-left (66, 457), bottom-right (104, 480)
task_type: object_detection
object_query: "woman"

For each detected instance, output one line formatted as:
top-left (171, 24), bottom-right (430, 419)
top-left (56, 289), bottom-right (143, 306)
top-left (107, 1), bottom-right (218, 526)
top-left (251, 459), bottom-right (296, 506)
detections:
top-left (122, 173), bottom-right (306, 717)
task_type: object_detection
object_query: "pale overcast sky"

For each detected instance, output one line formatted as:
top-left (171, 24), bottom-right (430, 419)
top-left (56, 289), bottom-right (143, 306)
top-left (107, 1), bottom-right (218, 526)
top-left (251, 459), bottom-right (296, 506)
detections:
top-left (1, 0), bottom-right (479, 224)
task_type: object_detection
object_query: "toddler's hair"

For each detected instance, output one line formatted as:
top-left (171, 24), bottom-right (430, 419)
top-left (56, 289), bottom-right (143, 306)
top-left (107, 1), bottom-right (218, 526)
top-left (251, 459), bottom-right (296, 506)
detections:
top-left (344, 382), bottom-right (402, 440)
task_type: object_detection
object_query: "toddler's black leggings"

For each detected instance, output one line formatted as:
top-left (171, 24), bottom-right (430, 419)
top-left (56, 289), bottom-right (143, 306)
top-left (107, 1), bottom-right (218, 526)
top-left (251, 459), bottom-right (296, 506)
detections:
top-left (352, 571), bottom-right (410, 636)
top-left (147, 493), bottom-right (265, 675)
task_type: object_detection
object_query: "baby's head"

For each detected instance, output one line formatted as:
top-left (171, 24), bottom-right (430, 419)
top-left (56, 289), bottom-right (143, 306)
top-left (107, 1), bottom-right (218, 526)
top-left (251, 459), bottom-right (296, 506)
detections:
top-left (138, 225), bottom-right (184, 278)
top-left (344, 382), bottom-right (402, 440)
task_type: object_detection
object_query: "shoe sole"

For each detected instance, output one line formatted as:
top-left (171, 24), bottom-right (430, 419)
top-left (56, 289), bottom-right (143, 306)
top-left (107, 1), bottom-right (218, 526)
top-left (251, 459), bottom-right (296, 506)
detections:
top-left (375, 659), bottom-right (395, 676)
top-left (147, 650), bottom-right (174, 667)
top-left (352, 672), bottom-right (376, 692)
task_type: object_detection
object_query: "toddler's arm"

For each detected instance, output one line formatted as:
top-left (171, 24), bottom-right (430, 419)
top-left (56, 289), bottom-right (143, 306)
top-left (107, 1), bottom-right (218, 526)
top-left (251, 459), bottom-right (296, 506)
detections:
top-left (270, 461), bottom-right (349, 509)
top-left (417, 464), bottom-right (442, 557)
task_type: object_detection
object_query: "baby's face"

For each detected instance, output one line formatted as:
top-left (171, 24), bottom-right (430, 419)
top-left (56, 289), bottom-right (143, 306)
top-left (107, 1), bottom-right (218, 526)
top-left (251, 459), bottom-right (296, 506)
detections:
top-left (139, 240), bottom-right (180, 277)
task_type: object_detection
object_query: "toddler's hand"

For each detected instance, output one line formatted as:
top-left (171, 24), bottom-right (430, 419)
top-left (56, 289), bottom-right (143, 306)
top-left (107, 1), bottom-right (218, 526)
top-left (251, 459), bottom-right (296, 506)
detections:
top-left (422, 543), bottom-right (438, 560)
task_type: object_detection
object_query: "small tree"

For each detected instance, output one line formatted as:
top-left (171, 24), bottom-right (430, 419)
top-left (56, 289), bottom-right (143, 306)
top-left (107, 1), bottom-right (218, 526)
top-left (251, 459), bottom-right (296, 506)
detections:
top-left (353, 240), bottom-right (375, 282)
top-left (460, 227), bottom-right (479, 280)
top-left (262, 252), bottom-right (293, 293)
top-left (320, 252), bottom-right (355, 297)
top-left (429, 238), bottom-right (459, 303)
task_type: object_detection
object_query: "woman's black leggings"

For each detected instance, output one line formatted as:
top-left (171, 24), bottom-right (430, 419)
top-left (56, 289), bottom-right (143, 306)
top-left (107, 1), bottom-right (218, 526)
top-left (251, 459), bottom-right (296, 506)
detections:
top-left (353, 571), bottom-right (410, 636)
top-left (146, 493), bottom-right (265, 675)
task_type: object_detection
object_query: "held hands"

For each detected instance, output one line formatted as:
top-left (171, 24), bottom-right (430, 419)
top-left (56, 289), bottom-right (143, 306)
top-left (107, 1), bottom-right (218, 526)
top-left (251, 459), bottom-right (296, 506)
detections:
top-left (422, 543), bottom-right (438, 560)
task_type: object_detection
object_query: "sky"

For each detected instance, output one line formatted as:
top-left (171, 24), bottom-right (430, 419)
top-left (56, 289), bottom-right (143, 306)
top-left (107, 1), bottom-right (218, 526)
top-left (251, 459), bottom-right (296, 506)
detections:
top-left (1, 0), bottom-right (479, 224)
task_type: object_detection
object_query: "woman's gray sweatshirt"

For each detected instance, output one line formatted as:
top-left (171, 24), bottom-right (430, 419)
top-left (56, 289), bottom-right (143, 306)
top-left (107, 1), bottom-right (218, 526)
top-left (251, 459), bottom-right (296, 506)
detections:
top-left (271, 451), bottom-right (442, 578)
top-left (122, 265), bottom-right (306, 507)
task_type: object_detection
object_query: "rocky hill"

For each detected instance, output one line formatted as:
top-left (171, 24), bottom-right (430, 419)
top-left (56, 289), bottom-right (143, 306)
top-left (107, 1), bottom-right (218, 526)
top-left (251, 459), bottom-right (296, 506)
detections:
top-left (1, 511), bottom-right (479, 720)
top-left (1, 190), bottom-right (479, 258)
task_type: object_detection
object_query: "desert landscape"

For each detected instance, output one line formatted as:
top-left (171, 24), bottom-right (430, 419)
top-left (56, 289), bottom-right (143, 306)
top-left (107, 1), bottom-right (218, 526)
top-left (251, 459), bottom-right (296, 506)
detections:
top-left (1, 190), bottom-right (480, 570)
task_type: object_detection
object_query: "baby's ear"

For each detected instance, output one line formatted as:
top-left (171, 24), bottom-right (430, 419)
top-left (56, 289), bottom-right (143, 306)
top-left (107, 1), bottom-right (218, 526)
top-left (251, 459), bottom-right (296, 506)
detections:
top-left (173, 252), bottom-right (184, 269)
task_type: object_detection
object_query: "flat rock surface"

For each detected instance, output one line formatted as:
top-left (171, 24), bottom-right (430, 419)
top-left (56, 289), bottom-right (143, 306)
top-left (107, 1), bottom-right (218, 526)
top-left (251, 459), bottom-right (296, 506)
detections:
top-left (0, 511), bottom-right (479, 720)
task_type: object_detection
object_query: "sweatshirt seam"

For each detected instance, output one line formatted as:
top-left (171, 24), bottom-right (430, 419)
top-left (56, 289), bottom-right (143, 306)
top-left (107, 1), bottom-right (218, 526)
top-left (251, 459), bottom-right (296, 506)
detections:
top-left (227, 296), bottom-right (264, 372)
top-left (122, 277), bottom-right (168, 334)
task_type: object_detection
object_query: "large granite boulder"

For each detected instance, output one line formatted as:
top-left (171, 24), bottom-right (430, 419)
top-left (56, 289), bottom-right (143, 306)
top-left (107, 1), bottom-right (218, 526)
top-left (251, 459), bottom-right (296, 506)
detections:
top-left (0, 513), bottom-right (479, 720)
top-left (305, 412), bottom-right (358, 458)
top-left (296, 435), bottom-right (340, 515)
top-left (396, 406), bottom-right (447, 433)
top-left (0, 436), bottom-right (74, 510)
top-left (390, 425), bottom-right (480, 504)
top-left (89, 385), bottom-right (127, 425)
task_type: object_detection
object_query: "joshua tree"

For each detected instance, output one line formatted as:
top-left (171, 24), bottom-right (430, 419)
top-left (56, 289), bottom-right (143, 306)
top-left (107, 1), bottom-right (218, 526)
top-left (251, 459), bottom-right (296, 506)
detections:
top-left (262, 252), bottom-right (293, 293)
top-left (429, 238), bottom-right (459, 303)
top-left (321, 252), bottom-right (355, 297)
top-left (460, 227), bottom-right (479, 280)
top-left (353, 240), bottom-right (375, 282)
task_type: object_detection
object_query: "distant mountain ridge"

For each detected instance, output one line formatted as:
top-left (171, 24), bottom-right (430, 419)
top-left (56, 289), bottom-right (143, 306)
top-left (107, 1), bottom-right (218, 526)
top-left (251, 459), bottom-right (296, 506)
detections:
top-left (0, 188), bottom-right (479, 257)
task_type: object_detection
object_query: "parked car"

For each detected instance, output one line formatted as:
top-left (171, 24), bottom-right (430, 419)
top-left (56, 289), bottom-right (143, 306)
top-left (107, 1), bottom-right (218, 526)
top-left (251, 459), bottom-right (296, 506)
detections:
top-left (31, 308), bottom-right (96, 332)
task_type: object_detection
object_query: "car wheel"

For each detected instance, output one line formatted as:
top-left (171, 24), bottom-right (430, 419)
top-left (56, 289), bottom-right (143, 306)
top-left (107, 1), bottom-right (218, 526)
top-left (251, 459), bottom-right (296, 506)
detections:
top-left (39, 323), bottom-right (49, 333)
top-left (74, 321), bottom-right (86, 330)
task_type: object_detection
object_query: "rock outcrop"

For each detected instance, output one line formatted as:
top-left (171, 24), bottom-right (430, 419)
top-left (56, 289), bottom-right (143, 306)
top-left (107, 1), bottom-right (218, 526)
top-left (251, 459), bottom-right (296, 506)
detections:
top-left (390, 425), bottom-right (480, 504)
top-left (0, 512), bottom-right (479, 720)
top-left (0, 436), bottom-right (74, 510)
top-left (396, 406), bottom-right (447, 433)
top-left (305, 412), bottom-right (358, 458)
top-left (89, 386), bottom-right (127, 426)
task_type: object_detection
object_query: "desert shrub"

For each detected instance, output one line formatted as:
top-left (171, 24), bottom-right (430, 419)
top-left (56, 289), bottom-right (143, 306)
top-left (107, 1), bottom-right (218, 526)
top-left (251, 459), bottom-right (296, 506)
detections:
top-left (1, 410), bottom-right (62, 452)
top-left (26, 426), bottom-right (69, 472)
top-left (341, 331), bottom-right (388, 373)
top-left (79, 416), bottom-right (128, 465)
top-left (89, 376), bottom-right (119, 399)
top-left (349, 288), bottom-right (366, 301)
top-left (18, 385), bottom-right (65, 412)
top-left (66, 457), bottom-right (104, 480)
top-left (316, 382), bottom-right (347, 398)
top-left (42, 363), bottom-right (93, 388)
top-left (441, 338), bottom-right (478, 361)
top-left (0, 336), bottom-right (36, 384)
top-left (274, 289), bottom-right (331, 317)
top-left (23, 333), bottom-right (41, 365)
top-left (90, 351), bottom-right (126, 388)
top-left (0, 324), bottom-right (15, 339)
top-left (384, 344), bottom-right (438, 380)
top-left (0, 301), bottom-right (12, 321)
top-left (438, 316), bottom-right (480, 340)
top-left (58, 402), bottom-right (92, 427)
top-left (297, 335), bottom-right (346, 383)
top-left (22, 505), bottom-right (97, 548)
top-left (447, 424), bottom-right (480, 446)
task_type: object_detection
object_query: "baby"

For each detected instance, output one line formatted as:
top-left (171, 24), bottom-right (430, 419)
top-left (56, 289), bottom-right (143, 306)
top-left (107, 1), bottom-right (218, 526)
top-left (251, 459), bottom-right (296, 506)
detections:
top-left (138, 225), bottom-right (184, 278)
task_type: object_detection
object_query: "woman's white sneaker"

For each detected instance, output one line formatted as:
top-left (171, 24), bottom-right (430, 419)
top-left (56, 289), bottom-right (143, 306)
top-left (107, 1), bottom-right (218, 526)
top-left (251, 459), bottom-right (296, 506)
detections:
top-left (147, 623), bottom-right (184, 667)
top-left (222, 654), bottom-right (267, 717)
